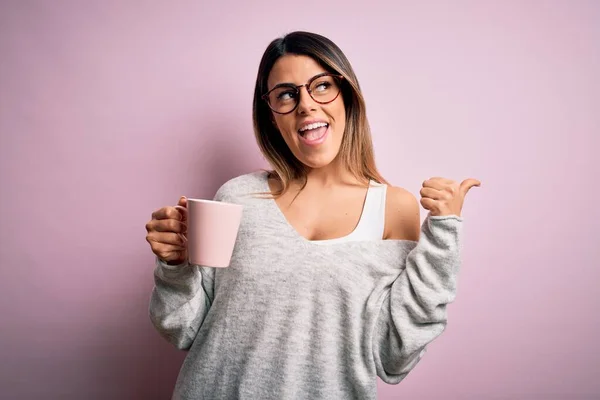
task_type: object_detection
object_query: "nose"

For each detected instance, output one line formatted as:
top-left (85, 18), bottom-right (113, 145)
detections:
top-left (296, 85), bottom-right (317, 114)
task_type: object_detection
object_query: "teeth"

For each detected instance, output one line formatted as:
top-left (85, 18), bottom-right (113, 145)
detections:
top-left (299, 122), bottom-right (328, 132)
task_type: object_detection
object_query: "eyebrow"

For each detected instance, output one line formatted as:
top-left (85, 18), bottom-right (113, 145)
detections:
top-left (269, 72), bottom-right (330, 91)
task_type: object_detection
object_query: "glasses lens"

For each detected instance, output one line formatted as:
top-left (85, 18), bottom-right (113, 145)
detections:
top-left (265, 75), bottom-right (342, 113)
top-left (308, 75), bottom-right (341, 103)
top-left (268, 86), bottom-right (298, 114)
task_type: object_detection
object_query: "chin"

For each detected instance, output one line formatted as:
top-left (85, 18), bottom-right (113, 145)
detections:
top-left (297, 151), bottom-right (340, 170)
top-left (284, 127), bottom-right (344, 170)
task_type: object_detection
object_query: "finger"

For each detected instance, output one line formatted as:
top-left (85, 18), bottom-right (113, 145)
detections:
top-left (420, 187), bottom-right (447, 200)
top-left (429, 177), bottom-right (454, 183)
top-left (419, 197), bottom-right (437, 212)
top-left (174, 205), bottom-right (188, 222)
top-left (153, 245), bottom-right (186, 262)
top-left (146, 219), bottom-right (187, 234)
top-left (177, 196), bottom-right (187, 207)
top-left (152, 206), bottom-right (183, 221)
top-left (459, 178), bottom-right (481, 196)
top-left (422, 179), bottom-right (447, 190)
top-left (147, 232), bottom-right (187, 247)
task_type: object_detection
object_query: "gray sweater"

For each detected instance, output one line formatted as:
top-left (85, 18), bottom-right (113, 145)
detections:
top-left (149, 171), bottom-right (463, 400)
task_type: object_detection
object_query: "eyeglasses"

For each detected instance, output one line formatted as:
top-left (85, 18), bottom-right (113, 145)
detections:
top-left (262, 72), bottom-right (344, 114)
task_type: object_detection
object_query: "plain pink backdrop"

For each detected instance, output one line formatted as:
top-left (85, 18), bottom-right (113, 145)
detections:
top-left (1, 1), bottom-right (598, 399)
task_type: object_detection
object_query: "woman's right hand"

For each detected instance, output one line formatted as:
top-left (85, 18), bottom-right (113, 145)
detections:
top-left (146, 196), bottom-right (188, 265)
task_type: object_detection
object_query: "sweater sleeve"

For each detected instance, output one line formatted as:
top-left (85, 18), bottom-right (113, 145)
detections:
top-left (149, 258), bottom-right (216, 350)
top-left (148, 184), bottom-right (235, 350)
top-left (373, 214), bottom-right (463, 383)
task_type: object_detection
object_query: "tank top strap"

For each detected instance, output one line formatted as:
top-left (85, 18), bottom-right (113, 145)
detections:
top-left (352, 180), bottom-right (387, 240)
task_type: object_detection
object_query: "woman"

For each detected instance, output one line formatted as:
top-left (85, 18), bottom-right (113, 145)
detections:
top-left (145, 31), bottom-right (480, 400)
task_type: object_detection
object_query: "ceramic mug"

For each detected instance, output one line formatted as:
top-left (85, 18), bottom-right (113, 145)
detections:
top-left (180, 198), bottom-right (243, 268)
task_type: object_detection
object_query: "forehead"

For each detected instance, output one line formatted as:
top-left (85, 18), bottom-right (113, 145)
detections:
top-left (267, 54), bottom-right (328, 88)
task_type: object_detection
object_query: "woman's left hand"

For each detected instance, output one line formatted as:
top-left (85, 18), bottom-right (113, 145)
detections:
top-left (420, 177), bottom-right (481, 217)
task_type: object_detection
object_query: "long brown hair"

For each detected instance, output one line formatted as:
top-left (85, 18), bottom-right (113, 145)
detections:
top-left (252, 31), bottom-right (388, 197)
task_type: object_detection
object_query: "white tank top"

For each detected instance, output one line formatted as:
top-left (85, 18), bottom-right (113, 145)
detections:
top-left (311, 180), bottom-right (387, 244)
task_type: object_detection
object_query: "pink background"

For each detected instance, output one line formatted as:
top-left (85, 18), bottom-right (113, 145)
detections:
top-left (1, 1), bottom-right (598, 399)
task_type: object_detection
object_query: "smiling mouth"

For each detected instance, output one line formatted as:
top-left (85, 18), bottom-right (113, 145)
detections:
top-left (298, 122), bottom-right (329, 139)
top-left (297, 123), bottom-right (329, 145)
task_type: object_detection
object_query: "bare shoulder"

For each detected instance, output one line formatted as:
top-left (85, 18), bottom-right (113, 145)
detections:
top-left (384, 185), bottom-right (420, 241)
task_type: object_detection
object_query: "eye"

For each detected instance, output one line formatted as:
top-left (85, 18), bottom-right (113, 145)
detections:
top-left (314, 81), bottom-right (331, 92)
top-left (272, 88), bottom-right (298, 103)
top-left (276, 90), bottom-right (296, 101)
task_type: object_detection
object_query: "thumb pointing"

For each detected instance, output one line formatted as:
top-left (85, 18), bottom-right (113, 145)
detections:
top-left (459, 178), bottom-right (481, 196)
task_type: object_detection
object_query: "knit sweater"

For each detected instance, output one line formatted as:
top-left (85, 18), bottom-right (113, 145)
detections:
top-left (149, 170), bottom-right (464, 400)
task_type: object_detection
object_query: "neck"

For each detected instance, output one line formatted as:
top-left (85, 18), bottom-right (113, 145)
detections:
top-left (301, 158), bottom-right (365, 189)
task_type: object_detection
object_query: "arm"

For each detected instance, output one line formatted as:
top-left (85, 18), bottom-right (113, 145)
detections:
top-left (149, 259), bottom-right (215, 350)
top-left (148, 184), bottom-right (230, 350)
top-left (374, 187), bottom-right (463, 383)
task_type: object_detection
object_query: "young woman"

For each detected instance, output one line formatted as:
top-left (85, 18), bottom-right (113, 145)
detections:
top-left (145, 31), bottom-right (480, 400)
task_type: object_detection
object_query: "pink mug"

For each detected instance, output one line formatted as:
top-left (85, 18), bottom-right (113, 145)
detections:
top-left (182, 198), bottom-right (243, 268)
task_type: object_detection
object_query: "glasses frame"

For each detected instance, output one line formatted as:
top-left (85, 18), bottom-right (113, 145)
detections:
top-left (261, 72), bottom-right (345, 115)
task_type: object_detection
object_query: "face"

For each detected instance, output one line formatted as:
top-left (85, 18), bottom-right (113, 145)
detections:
top-left (266, 55), bottom-right (346, 170)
